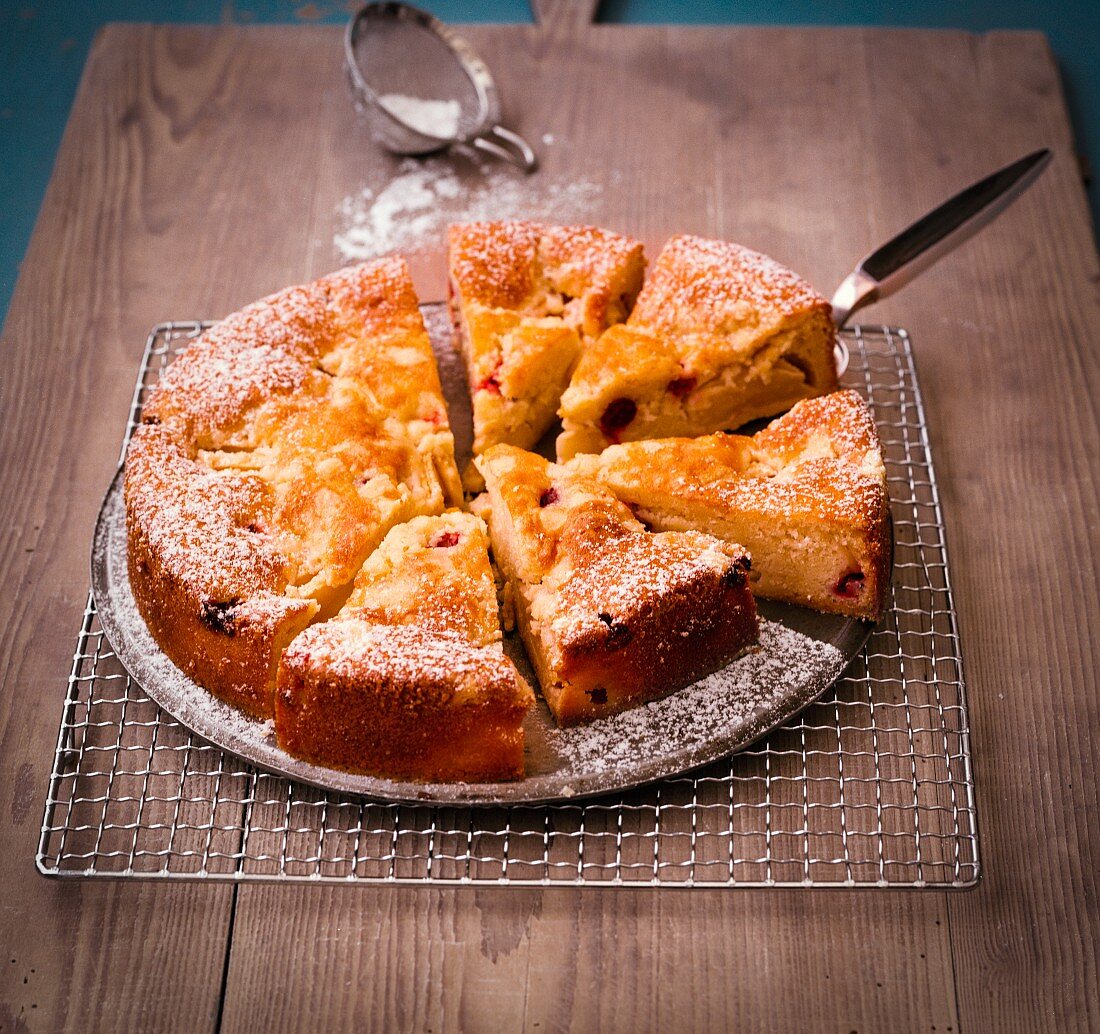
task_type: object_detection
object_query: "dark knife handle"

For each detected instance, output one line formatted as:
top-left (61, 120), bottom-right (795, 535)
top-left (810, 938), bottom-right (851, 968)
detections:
top-left (831, 148), bottom-right (1052, 329)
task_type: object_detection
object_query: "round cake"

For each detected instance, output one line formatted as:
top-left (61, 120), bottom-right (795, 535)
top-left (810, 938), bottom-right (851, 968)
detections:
top-left (124, 226), bottom-right (890, 784)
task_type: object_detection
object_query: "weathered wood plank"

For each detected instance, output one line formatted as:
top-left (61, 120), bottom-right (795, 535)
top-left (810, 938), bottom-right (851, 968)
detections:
top-left (220, 886), bottom-right (955, 1034)
top-left (0, 26), bottom-right (249, 1034)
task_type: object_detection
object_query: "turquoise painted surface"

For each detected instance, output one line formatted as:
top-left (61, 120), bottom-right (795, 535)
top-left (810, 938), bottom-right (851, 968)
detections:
top-left (1, 1), bottom-right (1095, 325)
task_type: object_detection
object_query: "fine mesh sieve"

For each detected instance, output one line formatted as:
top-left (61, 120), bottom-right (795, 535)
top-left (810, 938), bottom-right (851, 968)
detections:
top-left (345, 3), bottom-right (537, 171)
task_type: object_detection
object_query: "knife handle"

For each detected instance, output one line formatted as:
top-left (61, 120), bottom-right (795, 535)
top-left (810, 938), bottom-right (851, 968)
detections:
top-left (830, 148), bottom-right (1052, 329)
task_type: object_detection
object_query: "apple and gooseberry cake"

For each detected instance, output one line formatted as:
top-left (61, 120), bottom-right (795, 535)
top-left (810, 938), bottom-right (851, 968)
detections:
top-left (125, 228), bottom-right (891, 785)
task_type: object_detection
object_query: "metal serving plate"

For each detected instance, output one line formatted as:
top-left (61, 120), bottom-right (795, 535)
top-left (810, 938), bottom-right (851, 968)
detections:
top-left (93, 471), bottom-right (874, 806)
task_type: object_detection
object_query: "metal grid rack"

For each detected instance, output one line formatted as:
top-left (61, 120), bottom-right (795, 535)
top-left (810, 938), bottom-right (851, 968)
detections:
top-left (38, 322), bottom-right (979, 887)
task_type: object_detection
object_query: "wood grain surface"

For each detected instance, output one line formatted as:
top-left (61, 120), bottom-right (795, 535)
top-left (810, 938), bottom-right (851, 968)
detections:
top-left (0, 13), bottom-right (1097, 1034)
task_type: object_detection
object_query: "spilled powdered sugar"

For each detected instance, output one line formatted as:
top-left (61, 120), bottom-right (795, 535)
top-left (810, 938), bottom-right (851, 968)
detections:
top-left (549, 619), bottom-right (845, 776)
top-left (334, 155), bottom-right (611, 263)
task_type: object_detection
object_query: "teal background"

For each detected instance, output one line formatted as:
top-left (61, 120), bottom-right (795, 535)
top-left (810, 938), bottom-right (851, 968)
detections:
top-left (2, 1), bottom-right (1096, 326)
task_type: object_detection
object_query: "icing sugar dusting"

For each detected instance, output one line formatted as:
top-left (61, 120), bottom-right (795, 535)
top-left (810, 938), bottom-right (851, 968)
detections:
top-left (550, 619), bottom-right (845, 775)
top-left (334, 156), bottom-right (609, 263)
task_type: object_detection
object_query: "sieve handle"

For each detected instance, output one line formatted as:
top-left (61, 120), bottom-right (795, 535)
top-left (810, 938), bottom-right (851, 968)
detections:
top-left (472, 126), bottom-right (538, 173)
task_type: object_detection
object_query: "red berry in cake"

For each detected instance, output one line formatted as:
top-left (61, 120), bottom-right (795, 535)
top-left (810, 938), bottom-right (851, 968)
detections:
top-left (477, 357), bottom-right (504, 396)
top-left (199, 598), bottom-right (241, 636)
top-left (598, 611), bottom-right (633, 651)
top-left (833, 571), bottom-right (865, 599)
top-left (667, 375), bottom-right (697, 399)
top-left (721, 563), bottom-right (748, 590)
top-left (599, 397), bottom-right (637, 442)
top-left (538, 486), bottom-right (559, 507)
top-left (432, 531), bottom-right (461, 548)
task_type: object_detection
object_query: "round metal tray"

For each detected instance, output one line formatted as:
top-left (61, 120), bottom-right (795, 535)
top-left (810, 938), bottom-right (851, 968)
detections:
top-left (93, 472), bottom-right (874, 806)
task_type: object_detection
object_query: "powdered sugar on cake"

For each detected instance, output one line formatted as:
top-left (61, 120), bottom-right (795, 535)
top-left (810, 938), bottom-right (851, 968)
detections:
top-left (548, 619), bottom-right (845, 775)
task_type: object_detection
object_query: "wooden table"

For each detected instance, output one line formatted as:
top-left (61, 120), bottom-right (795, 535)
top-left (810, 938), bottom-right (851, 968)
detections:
top-left (1, 9), bottom-right (1097, 1032)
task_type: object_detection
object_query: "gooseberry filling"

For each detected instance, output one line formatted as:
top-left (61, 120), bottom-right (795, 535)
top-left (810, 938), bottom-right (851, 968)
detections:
top-left (667, 375), bottom-right (696, 399)
top-left (599, 397), bottom-right (637, 443)
top-left (597, 611), bottom-right (632, 650)
top-left (721, 560), bottom-right (750, 590)
top-left (476, 357), bottom-right (503, 396)
top-left (833, 571), bottom-right (865, 599)
top-left (199, 598), bottom-right (241, 635)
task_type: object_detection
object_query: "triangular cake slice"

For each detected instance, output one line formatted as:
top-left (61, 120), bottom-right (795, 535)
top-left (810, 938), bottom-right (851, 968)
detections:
top-left (557, 235), bottom-right (838, 459)
top-left (475, 445), bottom-right (759, 726)
top-left (568, 391), bottom-right (892, 620)
top-left (126, 258), bottom-right (463, 718)
top-left (338, 511), bottom-right (504, 645)
top-left (449, 222), bottom-right (645, 460)
top-left (276, 511), bottom-right (534, 781)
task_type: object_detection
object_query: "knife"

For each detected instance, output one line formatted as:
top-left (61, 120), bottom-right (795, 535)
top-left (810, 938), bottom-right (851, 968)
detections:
top-left (830, 148), bottom-right (1052, 332)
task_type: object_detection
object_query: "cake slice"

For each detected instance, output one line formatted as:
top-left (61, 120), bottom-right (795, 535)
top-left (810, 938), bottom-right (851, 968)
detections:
top-left (276, 623), bottom-right (532, 782)
top-left (339, 511), bottom-right (504, 646)
top-left (125, 423), bottom-right (320, 719)
top-left (557, 235), bottom-right (838, 459)
top-left (449, 222), bottom-right (645, 459)
top-left (276, 512), bottom-right (534, 781)
top-left (567, 391), bottom-right (892, 620)
top-left (127, 258), bottom-right (464, 717)
top-left (475, 445), bottom-right (759, 726)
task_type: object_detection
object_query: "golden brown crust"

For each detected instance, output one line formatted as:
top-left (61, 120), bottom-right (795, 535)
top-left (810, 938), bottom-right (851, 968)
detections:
top-left (126, 259), bottom-right (463, 718)
top-left (143, 256), bottom-right (459, 486)
top-left (340, 512), bottom-right (502, 649)
top-left (630, 235), bottom-right (832, 339)
top-left (476, 445), bottom-right (759, 725)
top-left (275, 623), bottom-right (533, 781)
top-left (752, 387), bottom-right (886, 477)
top-left (448, 221), bottom-right (645, 328)
top-left (568, 391), bottom-right (893, 620)
top-left (124, 424), bottom-right (318, 717)
top-left (448, 221), bottom-right (543, 311)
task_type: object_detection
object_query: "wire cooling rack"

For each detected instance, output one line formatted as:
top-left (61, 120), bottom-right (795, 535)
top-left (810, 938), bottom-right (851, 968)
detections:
top-left (38, 322), bottom-right (978, 887)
